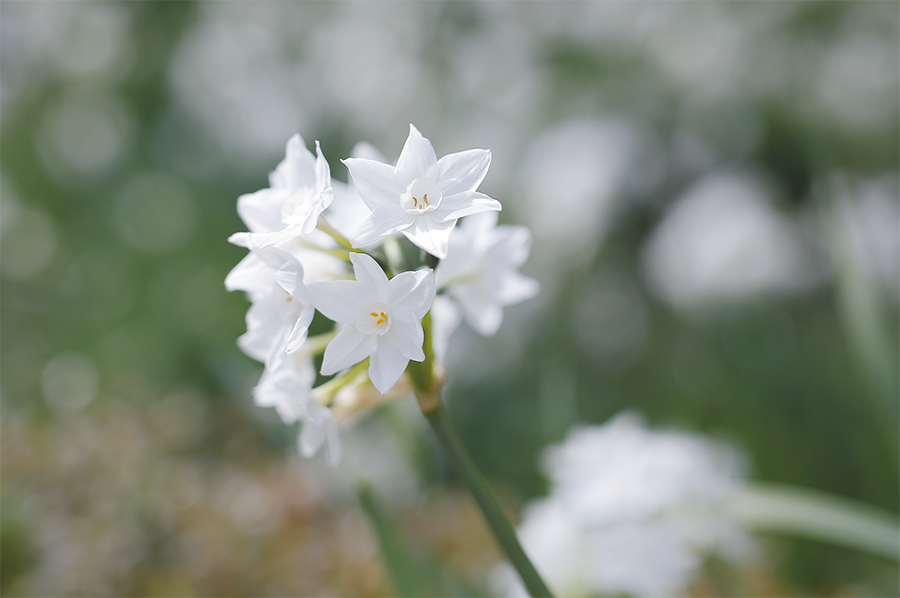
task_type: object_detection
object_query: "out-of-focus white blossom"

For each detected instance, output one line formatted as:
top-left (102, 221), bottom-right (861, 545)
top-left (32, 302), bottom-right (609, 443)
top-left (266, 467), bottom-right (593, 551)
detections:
top-left (492, 412), bottom-right (753, 598)
top-left (436, 212), bottom-right (539, 336)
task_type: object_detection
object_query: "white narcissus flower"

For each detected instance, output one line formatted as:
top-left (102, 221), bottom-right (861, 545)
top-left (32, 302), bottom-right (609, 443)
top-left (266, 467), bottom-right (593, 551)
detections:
top-left (343, 124), bottom-right (501, 259)
top-left (224, 239), bottom-right (315, 364)
top-left (306, 253), bottom-right (435, 394)
top-left (236, 133), bottom-right (334, 247)
top-left (436, 211), bottom-right (539, 336)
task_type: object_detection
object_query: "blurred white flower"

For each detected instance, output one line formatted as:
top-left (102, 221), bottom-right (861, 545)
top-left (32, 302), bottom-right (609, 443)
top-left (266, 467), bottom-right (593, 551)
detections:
top-left (493, 412), bottom-right (753, 598)
top-left (307, 253), bottom-right (435, 394)
top-left (343, 124), bottom-right (501, 258)
top-left (435, 212), bottom-right (539, 336)
top-left (642, 172), bottom-right (818, 308)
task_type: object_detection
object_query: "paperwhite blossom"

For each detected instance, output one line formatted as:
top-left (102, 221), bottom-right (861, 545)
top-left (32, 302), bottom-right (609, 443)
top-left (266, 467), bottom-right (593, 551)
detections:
top-left (307, 253), bottom-right (435, 394)
top-left (343, 124), bottom-right (501, 258)
top-left (227, 130), bottom-right (536, 466)
top-left (492, 413), bottom-right (753, 598)
top-left (236, 133), bottom-right (334, 247)
top-left (436, 211), bottom-right (539, 336)
top-left (224, 240), bottom-right (315, 363)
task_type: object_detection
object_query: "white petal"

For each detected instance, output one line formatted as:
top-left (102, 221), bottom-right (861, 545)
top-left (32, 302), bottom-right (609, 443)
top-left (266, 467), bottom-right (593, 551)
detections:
top-left (432, 191), bottom-right (502, 223)
top-left (314, 140), bottom-right (333, 195)
top-left (320, 325), bottom-right (376, 375)
top-left (298, 418), bottom-right (324, 457)
top-left (285, 305), bottom-right (315, 353)
top-left (389, 269), bottom-right (435, 320)
top-left (400, 216), bottom-right (456, 259)
top-left (352, 203), bottom-right (414, 248)
top-left (281, 133), bottom-right (317, 190)
top-left (343, 157), bottom-right (401, 210)
top-left (384, 316), bottom-right (425, 361)
top-left (395, 124), bottom-right (438, 185)
top-left (494, 272), bottom-right (540, 306)
top-left (228, 232), bottom-right (251, 247)
top-left (435, 149), bottom-right (491, 196)
top-left (274, 259), bottom-right (306, 298)
top-left (349, 253), bottom-right (391, 303)
top-left (430, 295), bottom-right (462, 364)
top-left (324, 414), bottom-right (342, 467)
top-left (225, 253), bottom-right (268, 294)
top-left (237, 188), bottom-right (289, 233)
top-left (369, 339), bottom-right (411, 394)
top-left (461, 301), bottom-right (504, 336)
top-left (306, 279), bottom-right (364, 323)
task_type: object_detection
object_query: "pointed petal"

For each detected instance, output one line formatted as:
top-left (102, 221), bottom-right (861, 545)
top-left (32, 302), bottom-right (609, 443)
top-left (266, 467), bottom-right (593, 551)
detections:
top-left (494, 272), bottom-right (540, 305)
top-left (349, 253), bottom-right (391, 302)
top-left (384, 316), bottom-right (426, 361)
top-left (343, 157), bottom-right (401, 210)
top-left (352, 203), bottom-right (414, 248)
top-left (369, 340), bottom-right (410, 394)
top-left (314, 140), bottom-right (333, 195)
top-left (435, 149), bottom-right (491, 196)
top-left (282, 133), bottom-right (317, 190)
top-left (400, 216), bottom-right (456, 259)
top-left (389, 269), bottom-right (435, 319)
top-left (306, 279), bottom-right (364, 323)
top-left (432, 191), bottom-right (502, 223)
top-left (395, 124), bottom-right (438, 185)
top-left (320, 325), bottom-right (376, 375)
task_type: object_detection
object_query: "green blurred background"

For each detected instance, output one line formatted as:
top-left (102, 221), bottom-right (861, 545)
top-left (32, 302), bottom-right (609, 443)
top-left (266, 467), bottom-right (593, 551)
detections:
top-left (1, 2), bottom-right (897, 596)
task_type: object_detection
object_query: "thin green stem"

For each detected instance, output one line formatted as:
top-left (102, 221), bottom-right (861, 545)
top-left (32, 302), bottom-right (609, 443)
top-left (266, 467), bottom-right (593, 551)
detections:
top-left (419, 397), bottom-right (553, 597)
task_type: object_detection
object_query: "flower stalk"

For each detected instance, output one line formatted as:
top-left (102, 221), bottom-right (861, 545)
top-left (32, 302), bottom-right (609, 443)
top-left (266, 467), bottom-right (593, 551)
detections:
top-left (409, 313), bottom-right (554, 598)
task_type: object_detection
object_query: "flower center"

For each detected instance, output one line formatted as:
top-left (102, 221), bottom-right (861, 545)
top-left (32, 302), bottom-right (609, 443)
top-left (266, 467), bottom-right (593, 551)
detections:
top-left (282, 187), bottom-right (318, 225)
top-left (356, 301), bottom-right (391, 335)
top-left (400, 177), bottom-right (441, 214)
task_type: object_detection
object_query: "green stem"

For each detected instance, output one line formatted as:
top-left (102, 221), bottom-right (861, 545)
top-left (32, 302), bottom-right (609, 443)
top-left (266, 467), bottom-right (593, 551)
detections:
top-left (408, 312), bottom-right (553, 597)
top-left (420, 398), bottom-right (553, 597)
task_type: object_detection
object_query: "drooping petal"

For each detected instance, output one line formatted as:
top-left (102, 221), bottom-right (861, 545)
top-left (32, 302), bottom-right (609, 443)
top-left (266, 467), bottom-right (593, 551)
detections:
top-left (459, 299), bottom-right (504, 336)
top-left (369, 338), bottom-right (411, 394)
top-left (320, 325), bottom-right (377, 375)
top-left (349, 253), bottom-right (391, 303)
top-left (430, 295), bottom-right (462, 364)
top-left (435, 148), bottom-right (491, 196)
top-left (431, 191), bottom-right (502, 223)
top-left (306, 279), bottom-right (364, 323)
top-left (274, 259), bottom-right (306, 298)
top-left (352, 203), bottom-right (414, 248)
top-left (343, 157), bottom-right (401, 210)
top-left (285, 304), bottom-right (315, 353)
top-left (389, 269), bottom-right (435, 320)
top-left (400, 215), bottom-right (457, 259)
top-left (394, 124), bottom-right (438, 185)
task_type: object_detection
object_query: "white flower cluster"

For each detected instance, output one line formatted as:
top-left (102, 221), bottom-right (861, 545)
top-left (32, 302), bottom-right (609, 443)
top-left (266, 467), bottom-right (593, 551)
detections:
top-left (226, 125), bottom-right (538, 466)
top-left (493, 413), bottom-right (753, 598)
